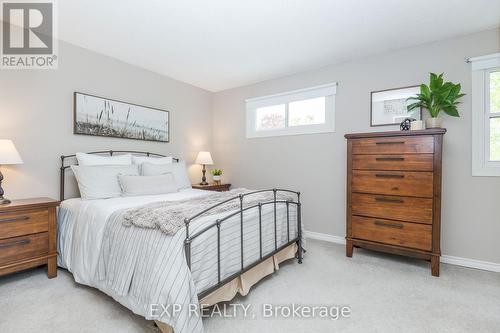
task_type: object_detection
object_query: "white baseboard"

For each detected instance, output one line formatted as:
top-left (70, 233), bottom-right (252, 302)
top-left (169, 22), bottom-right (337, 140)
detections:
top-left (304, 230), bottom-right (500, 273)
top-left (304, 230), bottom-right (346, 245)
top-left (441, 255), bottom-right (500, 273)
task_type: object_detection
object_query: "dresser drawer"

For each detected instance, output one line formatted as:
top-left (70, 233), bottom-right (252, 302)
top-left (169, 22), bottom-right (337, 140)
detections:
top-left (352, 154), bottom-right (433, 171)
top-left (352, 136), bottom-right (434, 155)
top-left (351, 193), bottom-right (433, 224)
top-left (0, 233), bottom-right (49, 266)
top-left (0, 209), bottom-right (49, 240)
top-left (351, 216), bottom-right (432, 251)
top-left (352, 170), bottom-right (433, 198)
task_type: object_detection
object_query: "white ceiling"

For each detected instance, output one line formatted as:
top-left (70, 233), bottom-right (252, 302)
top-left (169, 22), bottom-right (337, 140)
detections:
top-left (58, 0), bottom-right (500, 92)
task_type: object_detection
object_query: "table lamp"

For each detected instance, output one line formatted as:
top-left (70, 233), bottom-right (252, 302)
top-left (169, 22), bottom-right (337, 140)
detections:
top-left (0, 140), bottom-right (23, 204)
top-left (195, 151), bottom-right (213, 185)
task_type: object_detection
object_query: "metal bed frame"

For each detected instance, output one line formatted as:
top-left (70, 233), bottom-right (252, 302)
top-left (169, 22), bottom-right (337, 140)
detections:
top-left (60, 150), bottom-right (303, 300)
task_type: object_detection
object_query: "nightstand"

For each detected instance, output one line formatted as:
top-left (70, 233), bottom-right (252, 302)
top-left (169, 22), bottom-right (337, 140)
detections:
top-left (0, 198), bottom-right (59, 278)
top-left (192, 183), bottom-right (231, 192)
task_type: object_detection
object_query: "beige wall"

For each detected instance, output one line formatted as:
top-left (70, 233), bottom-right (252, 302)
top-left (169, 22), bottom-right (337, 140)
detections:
top-left (0, 41), bottom-right (212, 200)
top-left (1, 29), bottom-right (498, 264)
top-left (212, 28), bottom-right (500, 263)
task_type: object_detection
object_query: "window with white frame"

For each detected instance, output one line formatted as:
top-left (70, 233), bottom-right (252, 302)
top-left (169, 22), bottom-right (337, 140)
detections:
top-left (471, 53), bottom-right (500, 176)
top-left (245, 83), bottom-right (337, 138)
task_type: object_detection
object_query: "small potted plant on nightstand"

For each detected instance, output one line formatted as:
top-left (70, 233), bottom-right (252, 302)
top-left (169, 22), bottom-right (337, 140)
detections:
top-left (211, 169), bottom-right (223, 184)
top-left (407, 73), bottom-right (465, 128)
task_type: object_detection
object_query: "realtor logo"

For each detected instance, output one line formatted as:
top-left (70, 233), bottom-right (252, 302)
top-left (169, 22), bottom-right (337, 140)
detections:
top-left (1, 0), bottom-right (58, 69)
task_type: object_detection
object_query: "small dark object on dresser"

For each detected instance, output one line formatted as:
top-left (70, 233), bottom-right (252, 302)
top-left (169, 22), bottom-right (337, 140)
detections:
top-left (400, 118), bottom-right (414, 131)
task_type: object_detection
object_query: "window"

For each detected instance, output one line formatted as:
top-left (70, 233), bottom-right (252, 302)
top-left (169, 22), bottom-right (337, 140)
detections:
top-left (488, 71), bottom-right (500, 161)
top-left (255, 104), bottom-right (286, 130)
top-left (289, 97), bottom-right (326, 126)
top-left (246, 83), bottom-right (336, 138)
top-left (471, 53), bottom-right (500, 176)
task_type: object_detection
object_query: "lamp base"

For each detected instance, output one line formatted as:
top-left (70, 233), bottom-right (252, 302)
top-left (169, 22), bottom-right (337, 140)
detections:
top-left (0, 197), bottom-right (11, 205)
top-left (0, 169), bottom-right (9, 205)
top-left (200, 164), bottom-right (208, 186)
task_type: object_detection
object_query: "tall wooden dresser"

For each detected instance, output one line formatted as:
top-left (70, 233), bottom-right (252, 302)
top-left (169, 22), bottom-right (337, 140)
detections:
top-left (345, 129), bottom-right (445, 276)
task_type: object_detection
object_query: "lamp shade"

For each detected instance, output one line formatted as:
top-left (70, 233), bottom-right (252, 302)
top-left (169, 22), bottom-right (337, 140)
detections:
top-left (0, 140), bottom-right (23, 165)
top-left (195, 151), bottom-right (213, 165)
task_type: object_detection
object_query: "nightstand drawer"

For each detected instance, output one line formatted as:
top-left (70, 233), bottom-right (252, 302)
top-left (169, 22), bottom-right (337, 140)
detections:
top-left (0, 233), bottom-right (49, 266)
top-left (192, 183), bottom-right (231, 192)
top-left (0, 209), bottom-right (49, 240)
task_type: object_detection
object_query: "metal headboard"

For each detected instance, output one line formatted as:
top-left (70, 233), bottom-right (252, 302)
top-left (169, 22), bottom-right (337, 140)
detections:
top-left (59, 150), bottom-right (179, 201)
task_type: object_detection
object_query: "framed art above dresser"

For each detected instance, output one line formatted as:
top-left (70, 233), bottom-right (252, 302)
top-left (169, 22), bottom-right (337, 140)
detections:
top-left (345, 129), bottom-right (446, 276)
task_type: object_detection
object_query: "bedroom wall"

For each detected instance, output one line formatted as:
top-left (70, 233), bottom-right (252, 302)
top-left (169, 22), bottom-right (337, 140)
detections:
top-left (0, 41), bottom-right (212, 200)
top-left (211, 28), bottom-right (500, 264)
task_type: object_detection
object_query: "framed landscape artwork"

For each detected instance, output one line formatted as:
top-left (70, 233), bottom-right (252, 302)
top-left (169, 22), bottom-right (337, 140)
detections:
top-left (370, 86), bottom-right (422, 127)
top-left (74, 92), bottom-right (170, 142)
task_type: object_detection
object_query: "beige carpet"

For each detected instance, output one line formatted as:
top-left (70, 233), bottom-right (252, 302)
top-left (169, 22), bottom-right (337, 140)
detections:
top-left (1, 240), bottom-right (499, 333)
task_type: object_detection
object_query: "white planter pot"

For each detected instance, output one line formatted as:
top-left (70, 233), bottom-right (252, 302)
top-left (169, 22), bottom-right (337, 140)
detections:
top-left (425, 118), bottom-right (443, 128)
top-left (212, 175), bottom-right (221, 183)
top-left (410, 120), bottom-right (425, 131)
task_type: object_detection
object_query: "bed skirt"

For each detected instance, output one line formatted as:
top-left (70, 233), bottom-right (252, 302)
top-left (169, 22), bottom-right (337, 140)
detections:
top-left (155, 243), bottom-right (298, 333)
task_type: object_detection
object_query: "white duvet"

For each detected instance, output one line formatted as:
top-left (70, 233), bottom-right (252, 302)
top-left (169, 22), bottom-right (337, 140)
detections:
top-left (58, 189), bottom-right (209, 284)
top-left (57, 188), bottom-right (298, 333)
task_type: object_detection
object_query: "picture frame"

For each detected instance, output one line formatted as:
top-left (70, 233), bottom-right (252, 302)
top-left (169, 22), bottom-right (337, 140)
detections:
top-left (73, 92), bottom-right (170, 143)
top-left (370, 86), bottom-right (422, 127)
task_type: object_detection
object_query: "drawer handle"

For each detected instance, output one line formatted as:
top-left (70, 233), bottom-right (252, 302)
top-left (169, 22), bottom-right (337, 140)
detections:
top-left (375, 141), bottom-right (405, 145)
top-left (374, 220), bottom-right (403, 229)
top-left (0, 239), bottom-right (31, 249)
top-left (0, 216), bottom-right (30, 223)
top-left (375, 174), bottom-right (404, 178)
top-left (375, 157), bottom-right (405, 161)
top-left (375, 197), bottom-right (404, 203)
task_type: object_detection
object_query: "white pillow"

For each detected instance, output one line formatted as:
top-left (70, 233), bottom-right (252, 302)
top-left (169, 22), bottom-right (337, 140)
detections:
top-left (118, 173), bottom-right (178, 196)
top-left (71, 164), bottom-right (139, 200)
top-left (141, 161), bottom-right (191, 189)
top-left (76, 152), bottom-right (132, 166)
top-left (131, 155), bottom-right (173, 165)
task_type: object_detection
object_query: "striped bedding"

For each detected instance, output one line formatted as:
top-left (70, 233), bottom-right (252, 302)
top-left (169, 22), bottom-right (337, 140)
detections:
top-left (57, 188), bottom-right (298, 333)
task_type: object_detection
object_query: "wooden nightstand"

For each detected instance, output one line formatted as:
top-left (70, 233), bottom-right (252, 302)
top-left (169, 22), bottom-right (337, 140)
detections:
top-left (0, 198), bottom-right (59, 278)
top-left (192, 183), bottom-right (231, 192)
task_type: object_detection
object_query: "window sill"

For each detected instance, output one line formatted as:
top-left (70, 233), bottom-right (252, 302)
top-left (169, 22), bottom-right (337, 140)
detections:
top-left (472, 165), bottom-right (500, 177)
top-left (246, 126), bottom-right (335, 139)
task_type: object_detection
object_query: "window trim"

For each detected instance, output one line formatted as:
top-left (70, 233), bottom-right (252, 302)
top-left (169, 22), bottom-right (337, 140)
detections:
top-left (471, 53), bottom-right (500, 176)
top-left (245, 83), bottom-right (337, 138)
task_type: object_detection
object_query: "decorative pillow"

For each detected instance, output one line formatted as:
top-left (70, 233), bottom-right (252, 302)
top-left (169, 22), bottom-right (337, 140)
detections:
top-left (71, 164), bottom-right (139, 200)
top-left (76, 152), bottom-right (132, 166)
top-left (131, 155), bottom-right (173, 165)
top-left (118, 173), bottom-right (178, 196)
top-left (141, 161), bottom-right (191, 189)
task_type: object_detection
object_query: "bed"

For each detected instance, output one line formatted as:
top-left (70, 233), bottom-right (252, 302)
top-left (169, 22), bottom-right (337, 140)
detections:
top-left (57, 150), bottom-right (303, 333)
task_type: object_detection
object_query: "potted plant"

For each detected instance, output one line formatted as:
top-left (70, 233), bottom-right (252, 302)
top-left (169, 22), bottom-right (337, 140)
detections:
top-left (407, 73), bottom-right (465, 128)
top-left (211, 169), bottom-right (223, 184)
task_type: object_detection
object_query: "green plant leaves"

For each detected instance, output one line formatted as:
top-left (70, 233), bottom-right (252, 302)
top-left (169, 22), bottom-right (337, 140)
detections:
top-left (407, 102), bottom-right (422, 111)
top-left (406, 73), bottom-right (464, 118)
top-left (442, 106), bottom-right (460, 117)
top-left (420, 84), bottom-right (431, 99)
top-left (211, 169), bottom-right (223, 176)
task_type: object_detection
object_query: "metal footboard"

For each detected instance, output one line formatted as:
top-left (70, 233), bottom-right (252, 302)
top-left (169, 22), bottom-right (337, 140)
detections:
top-left (183, 188), bottom-right (303, 300)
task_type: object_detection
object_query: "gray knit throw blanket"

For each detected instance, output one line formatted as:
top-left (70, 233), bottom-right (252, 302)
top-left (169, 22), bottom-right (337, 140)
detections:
top-left (122, 189), bottom-right (294, 235)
